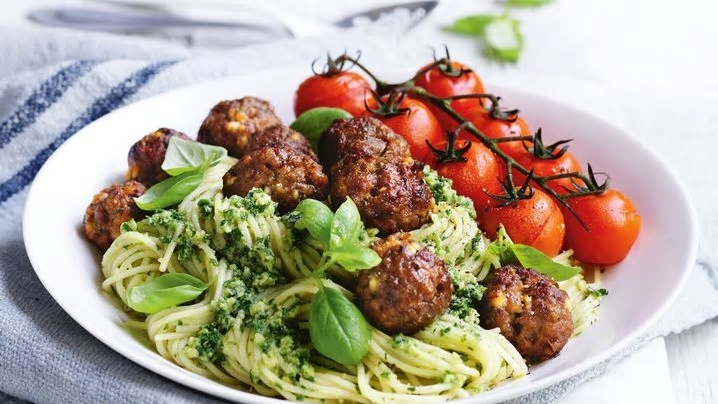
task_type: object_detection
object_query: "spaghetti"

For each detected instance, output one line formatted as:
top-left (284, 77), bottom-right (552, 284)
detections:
top-left (100, 159), bottom-right (603, 403)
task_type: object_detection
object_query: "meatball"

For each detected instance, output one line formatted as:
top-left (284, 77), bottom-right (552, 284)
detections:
top-left (478, 264), bottom-right (573, 363)
top-left (222, 147), bottom-right (328, 213)
top-left (126, 128), bottom-right (191, 186)
top-left (197, 96), bottom-right (282, 158)
top-left (83, 181), bottom-right (147, 251)
top-left (245, 124), bottom-right (316, 159)
top-left (356, 232), bottom-right (452, 335)
top-left (318, 116), bottom-right (411, 170)
top-left (329, 155), bottom-right (433, 235)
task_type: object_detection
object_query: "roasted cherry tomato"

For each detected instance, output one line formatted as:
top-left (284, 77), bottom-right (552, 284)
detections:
top-left (452, 100), bottom-right (531, 156)
top-left (509, 130), bottom-right (582, 194)
top-left (479, 186), bottom-right (566, 258)
top-left (422, 136), bottom-right (502, 215)
top-left (363, 93), bottom-right (444, 159)
top-left (415, 59), bottom-right (486, 130)
top-left (294, 70), bottom-right (371, 118)
top-left (561, 188), bottom-right (640, 265)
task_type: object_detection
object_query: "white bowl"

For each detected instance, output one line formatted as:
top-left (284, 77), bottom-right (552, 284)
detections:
top-left (23, 67), bottom-right (698, 404)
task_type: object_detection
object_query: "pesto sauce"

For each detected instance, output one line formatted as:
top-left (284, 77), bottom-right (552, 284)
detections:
top-left (448, 268), bottom-right (486, 321)
top-left (188, 189), bottom-right (312, 374)
top-left (422, 166), bottom-right (476, 217)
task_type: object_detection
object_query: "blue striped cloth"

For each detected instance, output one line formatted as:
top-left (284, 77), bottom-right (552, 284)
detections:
top-left (2, 26), bottom-right (717, 404)
top-left (1, 60), bottom-right (178, 204)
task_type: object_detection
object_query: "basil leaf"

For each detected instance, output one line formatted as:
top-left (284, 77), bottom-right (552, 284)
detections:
top-left (134, 171), bottom-right (203, 211)
top-left (506, 0), bottom-right (554, 7)
top-left (444, 14), bottom-right (496, 36)
top-left (485, 242), bottom-right (515, 264)
top-left (294, 199), bottom-right (333, 246)
top-left (127, 273), bottom-right (207, 314)
top-left (161, 137), bottom-right (227, 176)
top-left (509, 244), bottom-right (581, 281)
top-left (327, 244), bottom-right (381, 272)
top-left (309, 286), bottom-right (372, 365)
top-left (290, 107), bottom-right (352, 154)
top-left (483, 15), bottom-right (524, 63)
top-left (329, 197), bottom-right (362, 250)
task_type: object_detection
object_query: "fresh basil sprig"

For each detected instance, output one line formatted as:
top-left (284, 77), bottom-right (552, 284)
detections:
top-left (309, 284), bottom-right (373, 365)
top-left (127, 273), bottom-right (207, 314)
top-left (294, 197), bottom-right (381, 274)
top-left (161, 137), bottom-right (227, 176)
top-left (485, 225), bottom-right (580, 281)
top-left (444, 0), bottom-right (554, 63)
top-left (134, 172), bottom-right (203, 210)
top-left (483, 15), bottom-right (523, 64)
top-left (509, 244), bottom-right (580, 281)
top-left (135, 137), bottom-right (228, 211)
top-left (293, 197), bottom-right (380, 365)
top-left (293, 199), bottom-right (333, 246)
top-left (289, 107), bottom-right (352, 154)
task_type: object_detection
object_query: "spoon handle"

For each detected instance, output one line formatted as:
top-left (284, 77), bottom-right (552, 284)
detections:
top-left (28, 8), bottom-right (291, 35)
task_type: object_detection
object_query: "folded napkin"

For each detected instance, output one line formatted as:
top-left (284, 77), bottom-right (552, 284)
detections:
top-left (1, 5), bottom-right (717, 403)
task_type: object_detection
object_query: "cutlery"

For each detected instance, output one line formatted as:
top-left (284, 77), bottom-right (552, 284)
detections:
top-left (27, 1), bottom-right (438, 38)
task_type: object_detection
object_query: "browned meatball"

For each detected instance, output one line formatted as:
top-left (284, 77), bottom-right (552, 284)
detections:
top-left (356, 232), bottom-right (452, 335)
top-left (478, 265), bottom-right (573, 363)
top-left (329, 155), bottom-right (433, 235)
top-left (318, 116), bottom-right (411, 170)
top-left (245, 124), bottom-right (316, 159)
top-left (197, 97), bottom-right (282, 158)
top-left (126, 128), bottom-right (191, 186)
top-left (83, 181), bottom-right (147, 251)
top-left (222, 147), bottom-right (328, 213)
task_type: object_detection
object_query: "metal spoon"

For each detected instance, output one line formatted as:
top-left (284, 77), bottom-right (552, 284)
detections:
top-left (28, 1), bottom-right (438, 38)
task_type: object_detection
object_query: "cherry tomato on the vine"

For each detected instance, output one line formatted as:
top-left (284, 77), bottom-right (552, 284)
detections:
top-left (561, 188), bottom-right (641, 265)
top-left (363, 95), bottom-right (443, 159)
top-left (479, 187), bottom-right (566, 258)
top-left (294, 71), bottom-right (371, 118)
top-left (452, 100), bottom-right (532, 156)
top-left (422, 138), bottom-right (502, 215)
top-left (415, 60), bottom-right (486, 130)
top-left (509, 132), bottom-right (582, 194)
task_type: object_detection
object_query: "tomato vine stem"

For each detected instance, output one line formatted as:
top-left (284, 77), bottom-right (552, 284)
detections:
top-left (328, 53), bottom-right (607, 230)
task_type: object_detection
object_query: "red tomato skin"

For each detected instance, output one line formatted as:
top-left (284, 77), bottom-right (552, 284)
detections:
top-left (364, 98), bottom-right (444, 159)
top-left (479, 187), bottom-right (566, 257)
top-left (511, 148), bottom-right (582, 194)
top-left (561, 189), bottom-right (641, 265)
top-left (294, 71), bottom-right (371, 117)
top-left (415, 61), bottom-right (486, 130)
top-left (421, 140), bottom-right (502, 215)
top-left (449, 100), bottom-right (531, 157)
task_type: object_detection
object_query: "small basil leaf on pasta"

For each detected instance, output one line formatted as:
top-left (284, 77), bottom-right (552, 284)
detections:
top-left (327, 244), bottom-right (381, 272)
top-left (134, 171), bottom-right (204, 211)
top-left (294, 199), bottom-right (333, 246)
top-left (127, 273), bottom-right (207, 314)
top-left (509, 244), bottom-right (581, 281)
top-left (329, 197), bottom-right (362, 250)
top-left (309, 285), bottom-right (372, 365)
top-left (161, 137), bottom-right (227, 176)
top-left (484, 224), bottom-right (515, 263)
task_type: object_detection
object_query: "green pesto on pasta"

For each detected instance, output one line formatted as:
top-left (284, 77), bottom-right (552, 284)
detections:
top-left (100, 161), bottom-right (603, 403)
